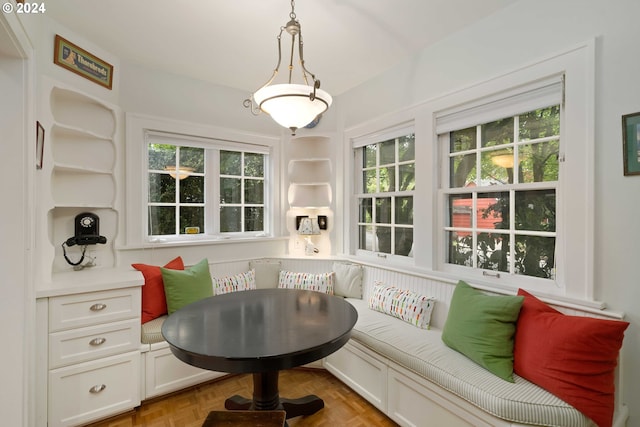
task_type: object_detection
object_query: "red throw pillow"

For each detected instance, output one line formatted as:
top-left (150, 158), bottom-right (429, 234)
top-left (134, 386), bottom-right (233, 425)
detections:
top-left (514, 289), bottom-right (629, 427)
top-left (133, 257), bottom-right (184, 324)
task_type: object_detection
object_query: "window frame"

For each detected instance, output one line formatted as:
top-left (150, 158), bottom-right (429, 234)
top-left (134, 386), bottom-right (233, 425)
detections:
top-left (352, 124), bottom-right (416, 263)
top-left (124, 114), bottom-right (280, 247)
top-left (344, 41), bottom-right (595, 301)
top-left (438, 102), bottom-right (562, 284)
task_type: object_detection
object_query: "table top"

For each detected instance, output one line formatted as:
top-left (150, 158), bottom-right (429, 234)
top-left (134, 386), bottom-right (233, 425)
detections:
top-left (162, 288), bottom-right (358, 373)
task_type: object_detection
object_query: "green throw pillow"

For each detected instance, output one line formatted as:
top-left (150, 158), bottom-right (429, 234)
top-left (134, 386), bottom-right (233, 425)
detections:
top-left (161, 258), bottom-right (214, 314)
top-left (442, 280), bottom-right (524, 382)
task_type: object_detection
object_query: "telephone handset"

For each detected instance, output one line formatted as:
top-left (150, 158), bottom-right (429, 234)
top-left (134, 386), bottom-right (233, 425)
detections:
top-left (65, 213), bottom-right (107, 246)
top-left (62, 213), bottom-right (107, 267)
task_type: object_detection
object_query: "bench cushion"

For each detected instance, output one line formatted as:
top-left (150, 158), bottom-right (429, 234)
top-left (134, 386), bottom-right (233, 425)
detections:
top-left (141, 315), bottom-right (167, 344)
top-left (345, 298), bottom-right (594, 427)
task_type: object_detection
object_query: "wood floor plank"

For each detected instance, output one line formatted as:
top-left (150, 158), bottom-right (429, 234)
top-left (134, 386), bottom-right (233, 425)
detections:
top-left (85, 369), bottom-right (398, 427)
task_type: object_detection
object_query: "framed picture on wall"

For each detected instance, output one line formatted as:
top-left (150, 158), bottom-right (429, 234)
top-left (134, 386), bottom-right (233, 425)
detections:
top-left (622, 112), bottom-right (640, 176)
top-left (36, 121), bottom-right (44, 169)
top-left (53, 34), bottom-right (114, 90)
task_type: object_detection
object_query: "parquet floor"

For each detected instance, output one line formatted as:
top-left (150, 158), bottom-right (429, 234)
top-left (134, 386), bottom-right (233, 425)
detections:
top-left (85, 368), bottom-right (398, 427)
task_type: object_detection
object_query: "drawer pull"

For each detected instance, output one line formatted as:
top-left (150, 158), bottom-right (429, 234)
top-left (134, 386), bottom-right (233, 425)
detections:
top-left (89, 384), bottom-right (106, 394)
top-left (89, 337), bottom-right (106, 346)
top-left (90, 303), bottom-right (107, 311)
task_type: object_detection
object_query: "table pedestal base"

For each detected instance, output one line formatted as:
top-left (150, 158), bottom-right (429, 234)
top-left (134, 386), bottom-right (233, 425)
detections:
top-left (224, 371), bottom-right (324, 419)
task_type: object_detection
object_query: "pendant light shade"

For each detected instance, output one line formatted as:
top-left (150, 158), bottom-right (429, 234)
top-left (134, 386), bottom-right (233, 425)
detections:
top-left (254, 84), bottom-right (332, 132)
top-left (244, 0), bottom-right (331, 135)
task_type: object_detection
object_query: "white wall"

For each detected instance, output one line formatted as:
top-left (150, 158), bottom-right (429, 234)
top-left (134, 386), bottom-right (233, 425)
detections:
top-left (337, 0), bottom-right (640, 425)
top-left (0, 12), bottom-right (34, 427)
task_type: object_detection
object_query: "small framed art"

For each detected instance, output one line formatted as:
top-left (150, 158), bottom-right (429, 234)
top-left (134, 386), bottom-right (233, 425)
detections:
top-left (622, 112), bottom-right (640, 176)
top-left (36, 121), bottom-right (44, 169)
top-left (53, 34), bottom-right (113, 89)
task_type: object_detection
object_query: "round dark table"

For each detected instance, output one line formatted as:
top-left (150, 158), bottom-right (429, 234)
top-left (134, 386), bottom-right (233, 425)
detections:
top-left (161, 288), bottom-right (358, 420)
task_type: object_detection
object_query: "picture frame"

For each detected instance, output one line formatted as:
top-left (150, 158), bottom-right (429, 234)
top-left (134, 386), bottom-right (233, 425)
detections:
top-left (622, 112), bottom-right (640, 176)
top-left (36, 121), bottom-right (44, 169)
top-left (53, 34), bottom-right (114, 90)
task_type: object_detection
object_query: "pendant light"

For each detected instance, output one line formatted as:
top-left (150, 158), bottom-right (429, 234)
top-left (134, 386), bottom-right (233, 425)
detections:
top-left (243, 0), bottom-right (332, 135)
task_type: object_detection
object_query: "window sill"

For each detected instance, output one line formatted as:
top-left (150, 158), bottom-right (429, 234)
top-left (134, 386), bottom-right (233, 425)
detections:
top-left (117, 235), bottom-right (288, 250)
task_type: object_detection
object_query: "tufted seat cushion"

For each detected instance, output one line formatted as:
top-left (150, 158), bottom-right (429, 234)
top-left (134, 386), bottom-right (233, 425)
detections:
top-left (345, 298), bottom-right (595, 427)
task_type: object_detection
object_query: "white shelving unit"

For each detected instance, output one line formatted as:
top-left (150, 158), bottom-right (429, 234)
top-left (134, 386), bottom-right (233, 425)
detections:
top-left (43, 83), bottom-right (120, 273)
top-left (286, 135), bottom-right (334, 255)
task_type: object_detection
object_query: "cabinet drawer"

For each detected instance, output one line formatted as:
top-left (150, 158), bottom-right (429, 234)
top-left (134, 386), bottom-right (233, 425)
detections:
top-left (49, 288), bottom-right (140, 331)
top-left (49, 318), bottom-right (141, 369)
top-left (48, 351), bottom-right (140, 427)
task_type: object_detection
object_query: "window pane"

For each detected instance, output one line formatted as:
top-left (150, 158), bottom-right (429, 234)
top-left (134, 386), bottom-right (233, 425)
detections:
top-left (519, 106), bottom-right (560, 141)
top-left (220, 177), bottom-right (241, 204)
top-left (359, 198), bottom-right (372, 223)
top-left (483, 148), bottom-right (513, 184)
top-left (244, 179), bottom-right (264, 204)
top-left (380, 139), bottom-right (395, 165)
top-left (220, 207), bottom-right (241, 232)
top-left (395, 228), bottom-right (413, 256)
top-left (359, 225), bottom-right (375, 250)
top-left (376, 197), bottom-right (392, 224)
top-left (450, 153), bottom-right (476, 188)
top-left (363, 169), bottom-right (377, 194)
top-left (180, 146), bottom-right (204, 173)
top-left (478, 192), bottom-right (509, 231)
top-left (451, 127), bottom-right (476, 153)
top-left (179, 175), bottom-right (204, 203)
top-left (398, 135), bottom-right (415, 161)
top-left (515, 235), bottom-right (555, 279)
top-left (220, 150), bottom-right (241, 175)
top-left (519, 140), bottom-right (559, 183)
top-left (376, 226), bottom-right (392, 253)
top-left (448, 193), bottom-right (472, 228)
top-left (149, 173), bottom-right (175, 203)
top-left (244, 207), bottom-right (264, 232)
top-left (395, 196), bottom-right (413, 225)
top-left (364, 145), bottom-right (376, 168)
top-left (148, 206), bottom-right (175, 235)
top-left (481, 117), bottom-right (514, 147)
top-left (515, 190), bottom-right (555, 231)
top-left (149, 144), bottom-right (175, 170)
top-left (380, 166), bottom-right (395, 192)
top-left (399, 164), bottom-right (415, 191)
top-left (244, 153), bottom-right (264, 177)
top-left (477, 232), bottom-right (510, 272)
top-left (179, 207), bottom-right (204, 234)
top-left (447, 230), bottom-right (472, 266)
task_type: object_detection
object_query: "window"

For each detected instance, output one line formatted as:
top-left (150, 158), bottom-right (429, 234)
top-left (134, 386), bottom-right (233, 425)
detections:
top-left (355, 130), bottom-right (415, 257)
top-left (146, 132), bottom-right (267, 239)
top-left (442, 105), bottom-right (560, 280)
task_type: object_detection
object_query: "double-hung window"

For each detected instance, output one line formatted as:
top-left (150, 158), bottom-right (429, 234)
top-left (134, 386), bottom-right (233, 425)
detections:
top-left (146, 132), bottom-right (267, 239)
top-left (437, 77), bottom-right (563, 285)
top-left (354, 128), bottom-right (415, 258)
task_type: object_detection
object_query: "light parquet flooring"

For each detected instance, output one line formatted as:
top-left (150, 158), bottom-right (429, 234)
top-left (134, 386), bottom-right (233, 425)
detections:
top-left (85, 369), bottom-right (398, 427)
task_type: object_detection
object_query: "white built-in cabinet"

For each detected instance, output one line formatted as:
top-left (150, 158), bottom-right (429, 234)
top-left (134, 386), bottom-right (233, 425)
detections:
top-left (36, 81), bottom-right (141, 427)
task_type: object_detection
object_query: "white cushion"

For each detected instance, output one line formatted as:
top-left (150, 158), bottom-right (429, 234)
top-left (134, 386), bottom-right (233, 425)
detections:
top-left (249, 259), bottom-right (282, 289)
top-left (368, 282), bottom-right (435, 329)
top-left (332, 261), bottom-right (363, 298)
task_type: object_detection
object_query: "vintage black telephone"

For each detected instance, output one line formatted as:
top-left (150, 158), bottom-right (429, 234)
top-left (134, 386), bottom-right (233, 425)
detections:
top-left (62, 213), bottom-right (107, 267)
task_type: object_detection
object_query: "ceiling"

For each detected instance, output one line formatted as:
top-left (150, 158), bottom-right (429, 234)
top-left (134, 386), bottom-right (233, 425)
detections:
top-left (46, 0), bottom-right (515, 96)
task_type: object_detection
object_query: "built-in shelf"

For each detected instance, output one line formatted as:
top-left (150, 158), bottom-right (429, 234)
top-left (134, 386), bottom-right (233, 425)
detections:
top-left (45, 83), bottom-right (120, 273)
top-left (288, 136), bottom-right (332, 209)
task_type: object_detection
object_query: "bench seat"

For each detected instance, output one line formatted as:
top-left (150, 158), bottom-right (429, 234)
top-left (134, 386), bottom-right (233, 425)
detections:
top-left (343, 298), bottom-right (594, 427)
